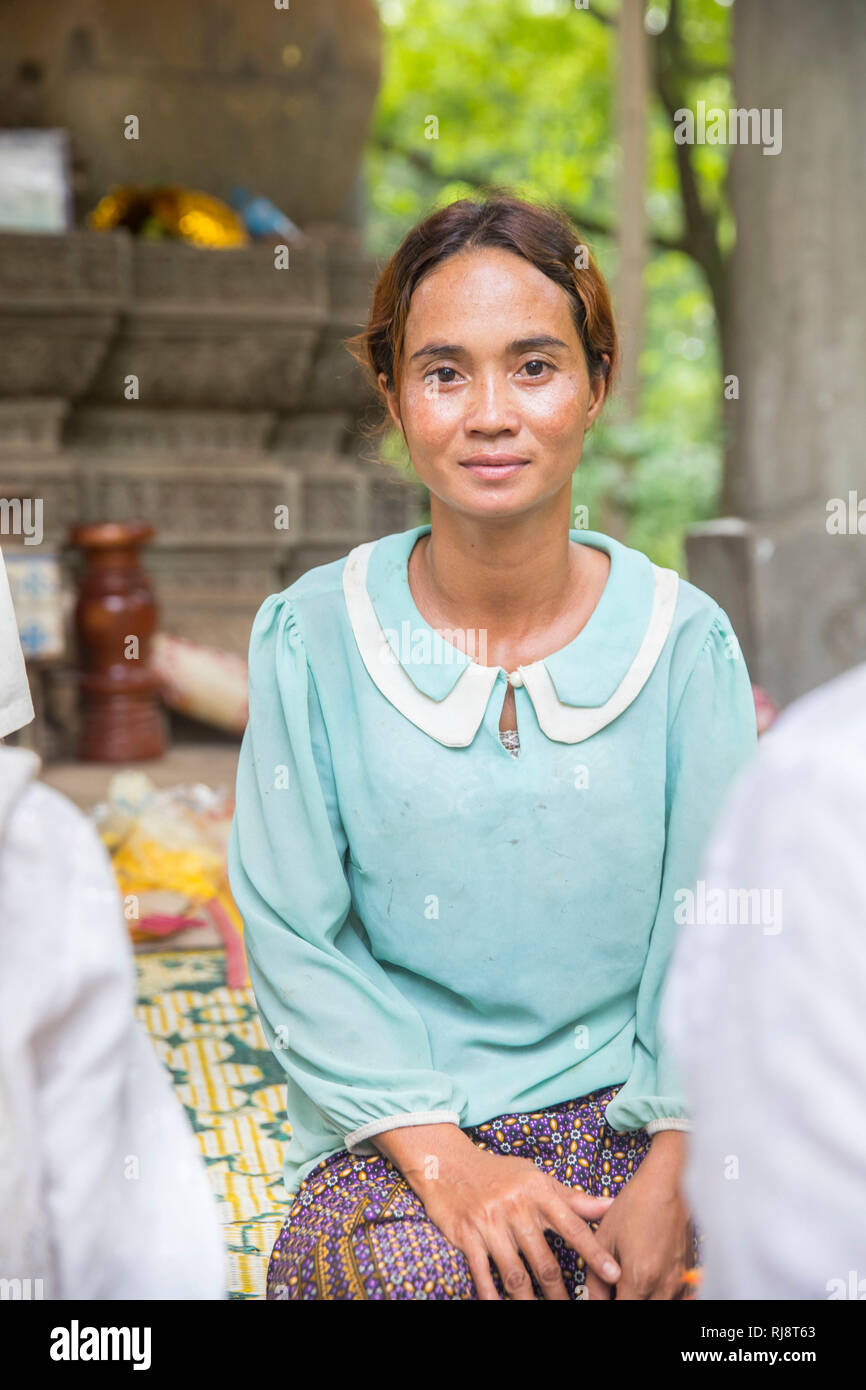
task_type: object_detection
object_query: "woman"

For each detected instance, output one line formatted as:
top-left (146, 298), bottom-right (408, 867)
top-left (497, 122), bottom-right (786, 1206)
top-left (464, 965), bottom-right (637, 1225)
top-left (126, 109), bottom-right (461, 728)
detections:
top-left (228, 194), bottom-right (758, 1301)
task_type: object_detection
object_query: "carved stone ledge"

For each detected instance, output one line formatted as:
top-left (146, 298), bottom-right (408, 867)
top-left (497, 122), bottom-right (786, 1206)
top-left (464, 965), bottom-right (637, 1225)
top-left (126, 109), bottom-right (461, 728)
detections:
top-left (130, 240), bottom-right (328, 311)
top-left (0, 460), bottom-right (78, 543)
top-left (303, 243), bottom-right (381, 413)
top-left (0, 399), bottom-right (69, 453)
top-left (0, 233), bottom-right (128, 400)
top-left (0, 231), bottom-right (130, 305)
top-left (0, 232), bottom-right (376, 410)
top-left (145, 546), bottom-right (288, 655)
top-left (67, 407), bottom-right (277, 454)
top-left (300, 464), bottom-right (367, 535)
top-left (0, 310), bottom-right (119, 399)
top-left (271, 411), bottom-right (358, 455)
top-left (85, 317), bottom-right (323, 411)
top-left (306, 329), bottom-right (378, 414)
top-left (75, 458), bottom-right (294, 547)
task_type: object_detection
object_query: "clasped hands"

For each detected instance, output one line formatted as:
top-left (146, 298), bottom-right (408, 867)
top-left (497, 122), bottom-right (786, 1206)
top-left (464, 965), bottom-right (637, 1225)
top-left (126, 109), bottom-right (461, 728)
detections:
top-left (375, 1122), bottom-right (692, 1301)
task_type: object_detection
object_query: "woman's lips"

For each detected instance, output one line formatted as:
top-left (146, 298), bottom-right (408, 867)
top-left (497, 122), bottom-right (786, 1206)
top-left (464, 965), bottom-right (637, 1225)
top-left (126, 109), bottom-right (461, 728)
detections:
top-left (459, 457), bottom-right (530, 480)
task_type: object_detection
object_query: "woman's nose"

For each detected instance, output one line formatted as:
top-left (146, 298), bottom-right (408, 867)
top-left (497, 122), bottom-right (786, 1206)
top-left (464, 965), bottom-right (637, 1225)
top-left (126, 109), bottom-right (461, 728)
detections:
top-left (462, 374), bottom-right (519, 432)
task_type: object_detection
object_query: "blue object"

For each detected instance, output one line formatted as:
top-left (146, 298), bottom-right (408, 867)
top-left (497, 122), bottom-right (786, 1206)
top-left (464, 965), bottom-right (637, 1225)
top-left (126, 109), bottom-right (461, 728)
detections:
top-left (228, 524), bottom-right (758, 1205)
top-left (229, 185), bottom-right (303, 242)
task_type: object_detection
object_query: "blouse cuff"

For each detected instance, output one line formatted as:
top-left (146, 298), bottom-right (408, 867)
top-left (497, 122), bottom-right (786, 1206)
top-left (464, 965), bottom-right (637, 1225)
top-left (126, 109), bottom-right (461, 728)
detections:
top-left (645, 1116), bottom-right (692, 1136)
top-left (345, 1110), bottom-right (463, 1155)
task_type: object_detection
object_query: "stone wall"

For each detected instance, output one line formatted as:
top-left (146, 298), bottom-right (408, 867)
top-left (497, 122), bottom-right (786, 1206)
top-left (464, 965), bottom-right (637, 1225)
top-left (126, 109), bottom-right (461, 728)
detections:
top-left (0, 229), bottom-right (424, 657)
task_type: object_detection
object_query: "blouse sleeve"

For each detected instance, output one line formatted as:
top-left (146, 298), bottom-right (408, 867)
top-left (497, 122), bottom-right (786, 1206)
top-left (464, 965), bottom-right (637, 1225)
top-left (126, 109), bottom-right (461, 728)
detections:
top-left (604, 608), bottom-right (759, 1136)
top-left (227, 592), bottom-right (468, 1154)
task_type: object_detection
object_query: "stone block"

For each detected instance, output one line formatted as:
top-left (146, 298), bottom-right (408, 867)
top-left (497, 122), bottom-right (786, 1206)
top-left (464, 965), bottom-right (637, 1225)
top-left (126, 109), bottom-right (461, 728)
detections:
top-left (85, 240), bottom-right (328, 411)
top-left (66, 406), bottom-right (277, 455)
top-left (687, 511), bottom-right (866, 707)
top-left (144, 546), bottom-right (283, 657)
top-left (76, 456), bottom-right (293, 549)
top-left (303, 243), bottom-right (381, 413)
top-left (0, 398), bottom-right (68, 454)
top-left (0, 231), bottom-right (127, 399)
top-left (0, 456), bottom-right (78, 545)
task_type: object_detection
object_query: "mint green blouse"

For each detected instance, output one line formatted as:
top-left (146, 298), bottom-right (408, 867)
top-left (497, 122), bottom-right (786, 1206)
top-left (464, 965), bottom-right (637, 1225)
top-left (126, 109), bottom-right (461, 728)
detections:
top-left (227, 525), bottom-right (758, 1203)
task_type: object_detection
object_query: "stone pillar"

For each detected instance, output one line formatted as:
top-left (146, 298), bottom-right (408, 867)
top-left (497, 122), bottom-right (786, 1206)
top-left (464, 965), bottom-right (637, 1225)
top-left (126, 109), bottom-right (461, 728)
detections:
top-left (686, 0), bottom-right (866, 707)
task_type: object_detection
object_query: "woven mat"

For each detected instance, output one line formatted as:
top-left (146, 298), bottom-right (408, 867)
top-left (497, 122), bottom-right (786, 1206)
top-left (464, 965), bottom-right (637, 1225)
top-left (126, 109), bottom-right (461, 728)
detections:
top-left (134, 948), bottom-right (291, 1300)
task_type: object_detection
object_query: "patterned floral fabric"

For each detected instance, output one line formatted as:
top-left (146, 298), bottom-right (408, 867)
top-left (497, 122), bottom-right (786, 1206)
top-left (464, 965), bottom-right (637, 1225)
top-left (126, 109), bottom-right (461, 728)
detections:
top-left (134, 949), bottom-right (291, 1299)
top-left (266, 1084), bottom-right (700, 1300)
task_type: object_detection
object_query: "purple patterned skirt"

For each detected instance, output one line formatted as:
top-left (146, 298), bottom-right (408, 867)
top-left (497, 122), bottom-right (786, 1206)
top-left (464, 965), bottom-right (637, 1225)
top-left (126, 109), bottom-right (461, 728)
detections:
top-left (266, 1083), bottom-right (697, 1300)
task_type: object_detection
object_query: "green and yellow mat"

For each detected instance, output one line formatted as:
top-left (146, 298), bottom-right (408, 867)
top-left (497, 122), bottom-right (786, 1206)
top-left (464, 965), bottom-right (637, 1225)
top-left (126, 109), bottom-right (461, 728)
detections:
top-left (134, 949), bottom-right (291, 1300)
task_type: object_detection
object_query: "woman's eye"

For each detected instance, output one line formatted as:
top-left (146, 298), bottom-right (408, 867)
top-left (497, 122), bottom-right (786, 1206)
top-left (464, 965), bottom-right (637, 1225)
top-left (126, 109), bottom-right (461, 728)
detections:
top-left (423, 361), bottom-right (552, 385)
top-left (521, 359), bottom-right (552, 377)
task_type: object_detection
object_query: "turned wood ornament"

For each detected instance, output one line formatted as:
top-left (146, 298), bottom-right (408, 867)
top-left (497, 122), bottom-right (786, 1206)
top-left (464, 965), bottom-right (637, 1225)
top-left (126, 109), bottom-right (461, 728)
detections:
top-left (69, 521), bottom-right (167, 761)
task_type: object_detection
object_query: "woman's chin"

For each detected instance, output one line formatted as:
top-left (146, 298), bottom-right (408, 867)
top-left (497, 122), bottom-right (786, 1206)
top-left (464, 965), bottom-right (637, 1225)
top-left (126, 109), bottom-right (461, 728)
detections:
top-left (430, 479), bottom-right (563, 523)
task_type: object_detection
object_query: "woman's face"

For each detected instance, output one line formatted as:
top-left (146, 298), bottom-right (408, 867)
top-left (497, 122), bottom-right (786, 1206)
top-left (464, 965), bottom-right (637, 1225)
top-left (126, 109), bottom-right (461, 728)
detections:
top-left (379, 246), bottom-right (607, 522)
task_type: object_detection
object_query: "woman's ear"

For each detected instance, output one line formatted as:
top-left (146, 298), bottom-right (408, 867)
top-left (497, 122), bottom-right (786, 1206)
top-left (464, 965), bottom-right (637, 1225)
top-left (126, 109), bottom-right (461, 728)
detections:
top-left (378, 372), bottom-right (404, 435)
top-left (585, 356), bottom-right (609, 428)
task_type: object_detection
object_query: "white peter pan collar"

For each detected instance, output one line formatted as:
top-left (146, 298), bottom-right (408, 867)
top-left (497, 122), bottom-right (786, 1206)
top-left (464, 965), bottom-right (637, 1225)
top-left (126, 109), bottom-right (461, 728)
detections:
top-left (342, 526), bottom-right (679, 748)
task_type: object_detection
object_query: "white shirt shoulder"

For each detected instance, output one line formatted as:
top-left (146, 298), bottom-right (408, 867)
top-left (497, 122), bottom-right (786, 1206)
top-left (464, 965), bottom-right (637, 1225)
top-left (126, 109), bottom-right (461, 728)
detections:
top-left (0, 770), bottom-right (227, 1299)
top-left (661, 662), bottom-right (866, 1299)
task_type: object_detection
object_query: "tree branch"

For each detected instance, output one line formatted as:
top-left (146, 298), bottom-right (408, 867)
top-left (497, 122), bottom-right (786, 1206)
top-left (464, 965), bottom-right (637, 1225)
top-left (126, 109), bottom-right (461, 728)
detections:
top-left (651, 0), bottom-right (727, 328)
top-left (584, 2), bottom-right (617, 27)
top-left (372, 132), bottom-right (688, 257)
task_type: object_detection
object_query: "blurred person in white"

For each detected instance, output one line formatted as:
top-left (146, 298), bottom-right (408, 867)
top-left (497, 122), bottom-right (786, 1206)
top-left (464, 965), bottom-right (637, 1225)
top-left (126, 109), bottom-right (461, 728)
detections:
top-left (0, 545), bottom-right (227, 1298)
top-left (660, 660), bottom-right (866, 1300)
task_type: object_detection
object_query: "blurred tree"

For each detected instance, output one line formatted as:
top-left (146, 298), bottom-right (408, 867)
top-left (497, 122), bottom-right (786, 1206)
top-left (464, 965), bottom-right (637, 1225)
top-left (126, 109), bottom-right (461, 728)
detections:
top-left (617, 0), bottom-right (650, 418)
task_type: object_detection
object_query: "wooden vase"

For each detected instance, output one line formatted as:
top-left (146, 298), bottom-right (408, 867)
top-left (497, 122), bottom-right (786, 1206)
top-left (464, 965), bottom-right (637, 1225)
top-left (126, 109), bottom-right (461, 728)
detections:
top-left (69, 521), bottom-right (167, 761)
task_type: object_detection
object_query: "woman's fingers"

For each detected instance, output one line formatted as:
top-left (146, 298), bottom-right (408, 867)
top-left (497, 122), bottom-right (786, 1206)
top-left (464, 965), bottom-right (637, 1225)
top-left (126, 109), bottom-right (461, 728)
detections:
top-left (545, 1198), bottom-right (622, 1286)
top-left (447, 1169), bottom-right (623, 1300)
top-left (583, 1266), bottom-right (615, 1300)
top-left (485, 1232), bottom-right (539, 1301)
top-left (650, 1265), bottom-right (686, 1300)
top-left (464, 1239), bottom-right (501, 1301)
top-left (684, 1218), bottom-right (698, 1269)
top-left (511, 1224), bottom-right (571, 1300)
top-left (562, 1189), bottom-right (616, 1221)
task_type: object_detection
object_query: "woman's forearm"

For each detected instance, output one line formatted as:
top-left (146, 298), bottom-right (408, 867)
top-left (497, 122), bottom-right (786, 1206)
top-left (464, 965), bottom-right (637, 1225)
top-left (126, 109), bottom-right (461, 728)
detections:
top-left (642, 1128), bottom-right (687, 1184)
top-left (376, 1122), bottom-right (687, 1187)
top-left (373, 1121), bottom-right (476, 1190)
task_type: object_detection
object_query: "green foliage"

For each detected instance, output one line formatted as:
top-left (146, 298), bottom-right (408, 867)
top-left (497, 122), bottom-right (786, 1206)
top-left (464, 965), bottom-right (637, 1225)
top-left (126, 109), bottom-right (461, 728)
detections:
top-left (364, 0), bottom-right (734, 572)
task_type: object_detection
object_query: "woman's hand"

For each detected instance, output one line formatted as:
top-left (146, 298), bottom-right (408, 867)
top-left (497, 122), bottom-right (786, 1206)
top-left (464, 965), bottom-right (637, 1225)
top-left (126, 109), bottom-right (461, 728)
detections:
top-left (583, 1130), bottom-right (693, 1300)
top-left (374, 1122), bottom-right (621, 1300)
